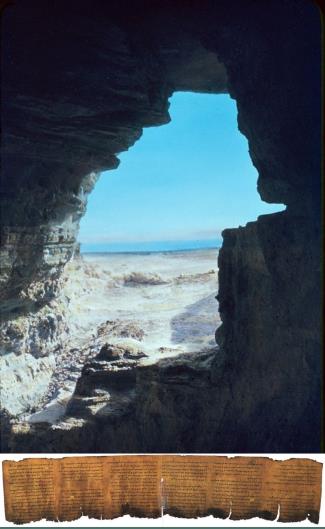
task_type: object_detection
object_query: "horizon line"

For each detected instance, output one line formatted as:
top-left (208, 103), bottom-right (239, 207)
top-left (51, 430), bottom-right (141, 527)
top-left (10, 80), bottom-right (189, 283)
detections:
top-left (79, 237), bottom-right (223, 245)
top-left (79, 238), bottom-right (222, 254)
top-left (80, 245), bottom-right (221, 255)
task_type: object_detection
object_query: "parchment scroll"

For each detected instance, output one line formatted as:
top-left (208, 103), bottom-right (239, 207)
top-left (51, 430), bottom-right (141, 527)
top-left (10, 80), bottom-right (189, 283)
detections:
top-left (2, 456), bottom-right (322, 524)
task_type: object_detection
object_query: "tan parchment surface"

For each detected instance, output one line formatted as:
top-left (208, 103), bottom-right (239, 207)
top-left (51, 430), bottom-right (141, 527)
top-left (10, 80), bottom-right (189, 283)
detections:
top-left (2, 456), bottom-right (322, 524)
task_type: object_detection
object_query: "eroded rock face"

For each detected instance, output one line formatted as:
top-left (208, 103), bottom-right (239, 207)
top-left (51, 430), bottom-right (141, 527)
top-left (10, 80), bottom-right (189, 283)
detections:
top-left (0, 294), bottom-right (69, 416)
top-left (215, 211), bottom-right (321, 451)
top-left (1, 0), bottom-right (321, 451)
top-left (1, 354), bottom-right (56, 418)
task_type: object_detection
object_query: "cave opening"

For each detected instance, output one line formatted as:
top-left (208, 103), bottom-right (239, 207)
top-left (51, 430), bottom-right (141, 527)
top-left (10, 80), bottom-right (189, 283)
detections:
top-left (76, 92), bottom-right (284, 344)
top-left (19, 92), bottom-right (285, 426)
top-left (19, 91), bottom-right (286, 426)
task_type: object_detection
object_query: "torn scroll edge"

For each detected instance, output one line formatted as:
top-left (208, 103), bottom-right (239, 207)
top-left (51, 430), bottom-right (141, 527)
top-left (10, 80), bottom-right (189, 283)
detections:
top-left (2, 455), bottom-right (323, 524)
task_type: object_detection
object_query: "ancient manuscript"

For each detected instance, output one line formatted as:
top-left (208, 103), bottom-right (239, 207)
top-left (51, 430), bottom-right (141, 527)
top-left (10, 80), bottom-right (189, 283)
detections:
top-left (2, 456), bottom-right (322, 524)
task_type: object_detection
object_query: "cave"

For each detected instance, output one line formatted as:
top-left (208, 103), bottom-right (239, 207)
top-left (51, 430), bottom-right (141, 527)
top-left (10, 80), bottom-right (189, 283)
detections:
top-left (0, 0), bottom-right (322, 453)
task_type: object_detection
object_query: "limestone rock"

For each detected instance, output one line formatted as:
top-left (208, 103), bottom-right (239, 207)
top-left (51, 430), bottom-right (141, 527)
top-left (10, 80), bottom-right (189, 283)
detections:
top-left (96, 320), bottom-right (145, 341)
top-left (96, 344), bottom-right (123, 362)
top-left (0, 353), bottom-right (56, 416)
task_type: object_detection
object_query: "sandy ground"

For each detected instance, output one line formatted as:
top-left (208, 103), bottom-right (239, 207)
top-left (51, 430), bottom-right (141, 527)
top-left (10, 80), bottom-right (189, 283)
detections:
top-left (26, 248), bottom-right (221, 423)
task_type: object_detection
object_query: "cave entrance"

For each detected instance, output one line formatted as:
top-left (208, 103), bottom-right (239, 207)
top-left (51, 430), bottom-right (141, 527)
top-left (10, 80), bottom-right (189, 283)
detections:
top-left (25, 92), bottom-right (284, 426)
top-left (60, 93), bottom-right (283, 380)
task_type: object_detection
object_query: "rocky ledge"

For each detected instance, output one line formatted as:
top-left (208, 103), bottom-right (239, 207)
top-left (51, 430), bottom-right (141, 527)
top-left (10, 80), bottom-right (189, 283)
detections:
top-left (7, 347), bottom-right (218, 453)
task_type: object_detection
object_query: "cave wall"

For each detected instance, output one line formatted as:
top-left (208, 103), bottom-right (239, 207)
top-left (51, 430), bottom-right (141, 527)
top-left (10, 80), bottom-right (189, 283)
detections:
top-left (209, 0), bottom-right (322, 450)
top-left (1, 0), bottom-right (322, 451)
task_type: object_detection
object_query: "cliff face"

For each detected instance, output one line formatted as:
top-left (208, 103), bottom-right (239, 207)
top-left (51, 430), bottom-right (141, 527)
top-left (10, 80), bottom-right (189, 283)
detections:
top-left (1, 0), bottom-right (321, 452)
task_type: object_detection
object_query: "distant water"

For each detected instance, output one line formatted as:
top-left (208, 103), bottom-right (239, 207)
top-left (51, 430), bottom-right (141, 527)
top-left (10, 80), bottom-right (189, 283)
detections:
top-left (80, 239), bottom-right (222, 254)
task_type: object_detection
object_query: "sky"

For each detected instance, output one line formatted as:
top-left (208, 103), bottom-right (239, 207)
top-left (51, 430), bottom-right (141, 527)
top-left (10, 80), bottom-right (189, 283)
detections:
top-left (79, 92), bottom-right (284, 252)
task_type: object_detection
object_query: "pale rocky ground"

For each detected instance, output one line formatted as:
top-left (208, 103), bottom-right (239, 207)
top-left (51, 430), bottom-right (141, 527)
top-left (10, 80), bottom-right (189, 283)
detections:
top-left (21, 248), bottom-right (220, 424)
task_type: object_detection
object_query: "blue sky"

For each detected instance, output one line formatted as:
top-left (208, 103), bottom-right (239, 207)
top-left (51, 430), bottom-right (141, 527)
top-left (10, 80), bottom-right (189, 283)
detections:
top-left (79, 93), bottom-right (284, 252)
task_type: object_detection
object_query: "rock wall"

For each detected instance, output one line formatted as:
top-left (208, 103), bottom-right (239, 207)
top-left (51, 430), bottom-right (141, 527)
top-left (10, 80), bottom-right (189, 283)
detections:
top-left (0, 299), bottom-right (67, 415)
top-left (1, 0), bottom-right (321, 451)
top-left (208, 0), bottom-right (321, 450)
